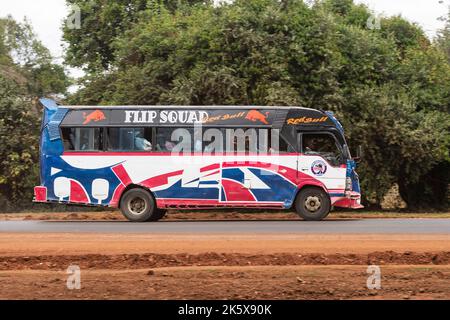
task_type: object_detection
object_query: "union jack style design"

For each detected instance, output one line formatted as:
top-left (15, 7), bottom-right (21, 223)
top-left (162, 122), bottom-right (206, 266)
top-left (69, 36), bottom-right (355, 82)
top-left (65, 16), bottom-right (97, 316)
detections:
top-left (35, 152), bottom-right (361, 209)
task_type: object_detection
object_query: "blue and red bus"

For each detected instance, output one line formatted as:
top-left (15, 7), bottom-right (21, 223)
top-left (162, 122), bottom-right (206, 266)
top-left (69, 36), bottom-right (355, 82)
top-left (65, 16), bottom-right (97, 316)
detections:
top-left (34, 98), bottom-right (363, 221)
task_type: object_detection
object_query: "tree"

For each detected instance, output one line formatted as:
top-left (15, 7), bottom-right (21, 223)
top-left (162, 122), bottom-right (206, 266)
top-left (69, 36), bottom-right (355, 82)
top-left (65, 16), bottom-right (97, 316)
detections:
top-left (0, 75), bottom-right (40, 210)
top-left (0, 16), bottom-right (69, 210)
top-left (379, 16), bottom-right (429, 53)
top-left (436, 6), bottom-right (450, 63)
top-left (63, 0), bottom-right (210, 72)
top-left (0, 16), bottom-right (70, 97)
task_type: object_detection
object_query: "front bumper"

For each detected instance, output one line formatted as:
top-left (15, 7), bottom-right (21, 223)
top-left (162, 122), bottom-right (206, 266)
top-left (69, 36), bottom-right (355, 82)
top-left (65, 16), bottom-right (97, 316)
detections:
top-left (333, 191), bottom-right (364, 209)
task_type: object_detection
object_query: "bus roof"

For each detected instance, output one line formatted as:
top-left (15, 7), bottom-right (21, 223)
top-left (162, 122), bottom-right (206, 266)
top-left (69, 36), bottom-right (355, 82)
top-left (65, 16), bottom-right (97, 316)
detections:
top-left (62, 105), bottom-right (315, 111)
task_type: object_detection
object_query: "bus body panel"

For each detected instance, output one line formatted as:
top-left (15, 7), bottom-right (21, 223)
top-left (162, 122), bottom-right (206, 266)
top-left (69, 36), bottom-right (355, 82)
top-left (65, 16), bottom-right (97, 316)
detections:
top-left (36, 153), bottom-right (353, 209)
top-left (34, 99), bottom-right (363, 212)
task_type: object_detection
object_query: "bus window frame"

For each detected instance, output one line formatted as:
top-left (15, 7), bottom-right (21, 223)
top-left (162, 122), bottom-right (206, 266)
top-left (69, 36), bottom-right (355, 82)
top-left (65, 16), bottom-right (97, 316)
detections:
top-left (297, 130), bottom-right (347, 167)
top-left (151, 126), bottom-right (292, 155)
top-left (105, 127), bottom-right (155, 152)
top-left (60, 126), bottom-right (106, 152)
top-left (60, 124), bottom-right (299, 154)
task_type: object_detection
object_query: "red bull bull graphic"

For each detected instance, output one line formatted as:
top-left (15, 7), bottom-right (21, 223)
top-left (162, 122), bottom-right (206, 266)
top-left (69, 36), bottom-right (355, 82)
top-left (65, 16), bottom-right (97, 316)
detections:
top-left (82, 110), bottom-right (106, 125)
top-left (245, 110), bottom-right (270, 125)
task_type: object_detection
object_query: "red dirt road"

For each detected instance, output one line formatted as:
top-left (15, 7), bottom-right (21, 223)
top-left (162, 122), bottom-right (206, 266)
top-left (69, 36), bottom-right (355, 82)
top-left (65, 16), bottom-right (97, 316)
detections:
top-left (1, 266), bottom-right (448, 300)
top-left (0, 211), bottom-right (449, 299)
top-left (0, 233), bottom-right (449, 256)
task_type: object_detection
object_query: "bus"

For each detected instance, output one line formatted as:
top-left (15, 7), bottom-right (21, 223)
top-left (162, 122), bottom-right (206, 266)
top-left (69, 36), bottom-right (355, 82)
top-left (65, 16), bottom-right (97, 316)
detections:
top-left (34, 98), bottom-right (363, 222)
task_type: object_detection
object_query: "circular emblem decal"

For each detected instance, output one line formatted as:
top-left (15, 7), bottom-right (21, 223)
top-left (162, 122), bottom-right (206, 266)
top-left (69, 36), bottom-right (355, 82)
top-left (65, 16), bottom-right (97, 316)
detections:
top-left (311, 160), bottom-right (327, 176)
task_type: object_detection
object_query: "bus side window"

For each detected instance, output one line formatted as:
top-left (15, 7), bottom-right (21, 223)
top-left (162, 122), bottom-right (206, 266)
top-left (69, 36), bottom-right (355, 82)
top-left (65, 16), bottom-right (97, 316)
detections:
top-left (268, 130), bottom-right (295, 154)
top-left (155, 128), bottom-right (177, 152)
top-left (277, 135), bottom-right (293, 153)
top-left (61, 128), bottom-right (75, 151)
top-left (203, 128), bottom-right (224, 154)
top-left (61, 127), bottom-right (102, 151)
top-left (107, 128), bottom-right (153, 151)
top-left (134, 128), bottom-right (153, 151)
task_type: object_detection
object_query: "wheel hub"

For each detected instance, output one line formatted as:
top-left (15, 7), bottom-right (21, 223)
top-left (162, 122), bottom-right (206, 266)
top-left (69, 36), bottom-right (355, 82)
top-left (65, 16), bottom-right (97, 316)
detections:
top-left (128, 197), bottom-right (146, 215)
top-left (305, 196), bottom-right (321, 212)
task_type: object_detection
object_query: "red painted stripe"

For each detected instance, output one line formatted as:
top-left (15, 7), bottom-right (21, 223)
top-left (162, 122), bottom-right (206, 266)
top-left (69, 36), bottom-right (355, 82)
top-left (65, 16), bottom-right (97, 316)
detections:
top-left (202, 170), bottom-right (220, 178)
top-left (156, 198), bottom-right (284, 208)
top-left (139, 170), bottom-right (184, 189)
top-left (157, 199), bottom-right (219, 206)
top-left (111, 164), bottom-right (132, 185)
top-left (200, 163), bottom-right (220, 172)
top-left (110, 183), bottom-right (125, 207)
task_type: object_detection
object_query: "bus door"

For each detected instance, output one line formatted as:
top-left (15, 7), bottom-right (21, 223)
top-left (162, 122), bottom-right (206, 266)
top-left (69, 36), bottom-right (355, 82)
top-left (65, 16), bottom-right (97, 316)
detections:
top-left (298, 132), bottom-right (347, 194)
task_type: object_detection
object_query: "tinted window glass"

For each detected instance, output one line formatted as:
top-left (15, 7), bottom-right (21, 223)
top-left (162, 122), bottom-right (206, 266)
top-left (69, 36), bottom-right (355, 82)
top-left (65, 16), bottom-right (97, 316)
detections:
top-left (269, 130), bottom-right (295, 153)
top-left (107, 128), bottom-right (152, 151)
top-left (153, 127), bottom-right (293, 154)
top-left (155, 127), bottom-right (194, 152)
top-left (202, 128), bottom-right (224, 154)
top-left (302, 133), bottom-right (343, 166)
top-left (61, 127), bottom-right (102, 151)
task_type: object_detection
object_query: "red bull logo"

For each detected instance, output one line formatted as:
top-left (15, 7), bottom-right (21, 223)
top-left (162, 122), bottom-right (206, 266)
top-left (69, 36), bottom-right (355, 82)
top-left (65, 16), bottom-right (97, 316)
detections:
top-left (245, 110), bottom-right (270, 125)
top-left (83, 110), bottom-right (106, 125)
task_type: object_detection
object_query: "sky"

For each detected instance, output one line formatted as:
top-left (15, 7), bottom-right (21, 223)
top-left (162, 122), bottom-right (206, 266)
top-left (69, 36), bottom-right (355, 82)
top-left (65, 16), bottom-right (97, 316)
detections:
top-left (0, 0), bottom-right (449, 78)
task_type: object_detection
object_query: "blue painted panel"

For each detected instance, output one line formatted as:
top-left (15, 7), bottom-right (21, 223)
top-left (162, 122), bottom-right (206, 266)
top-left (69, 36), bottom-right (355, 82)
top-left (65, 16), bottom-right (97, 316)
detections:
top-left (247, 168), bottom-right (297, 204)
top-left (43, 156), bottom-right (122, 205)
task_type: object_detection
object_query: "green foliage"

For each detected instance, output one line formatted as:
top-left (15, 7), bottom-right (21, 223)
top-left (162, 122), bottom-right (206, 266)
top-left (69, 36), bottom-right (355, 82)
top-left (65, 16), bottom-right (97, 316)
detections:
top-left (379, 16), bottom-right (429, 52)
top-left (0, 75), bottom-right (40, 210)
top-left (63, 0), bottom-right (209, 72)
top-left (436, 6), bottom-right (450, 64)
top-left (341, 85), bottom-right (450, 206)
top-left (397, 47), bottom-right (450, 113)
top-left (0, 16), bottom-right (69, 210)
top-left (0, 16), bottom-right (70, 96)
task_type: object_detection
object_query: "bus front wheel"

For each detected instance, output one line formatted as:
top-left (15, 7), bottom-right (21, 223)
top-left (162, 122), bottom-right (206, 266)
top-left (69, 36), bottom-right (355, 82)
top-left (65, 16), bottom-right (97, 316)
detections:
top-left (120, 188), bottom-right (163, 222)
top-left (295, 187), bottom-right (330, 221)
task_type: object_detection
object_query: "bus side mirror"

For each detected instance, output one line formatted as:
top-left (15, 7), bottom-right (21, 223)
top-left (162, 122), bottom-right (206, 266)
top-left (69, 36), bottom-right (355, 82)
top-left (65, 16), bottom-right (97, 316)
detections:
top-left (352, 145), bottom-right (363, 163)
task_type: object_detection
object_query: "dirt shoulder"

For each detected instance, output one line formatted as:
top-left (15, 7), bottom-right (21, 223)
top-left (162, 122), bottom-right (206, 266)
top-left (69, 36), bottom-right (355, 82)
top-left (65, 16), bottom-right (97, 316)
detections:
top-left (1, 250), bottom-right (449, 271)
top-left (1, 210), bottom-right (450, 221)
top-left (0, 233), bottom-right (449, 256)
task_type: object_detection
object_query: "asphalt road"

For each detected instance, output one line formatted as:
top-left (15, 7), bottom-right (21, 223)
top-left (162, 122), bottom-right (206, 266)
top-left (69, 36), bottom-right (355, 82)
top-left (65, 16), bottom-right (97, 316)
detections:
top-left (0, 219), bottom-right (448, 234)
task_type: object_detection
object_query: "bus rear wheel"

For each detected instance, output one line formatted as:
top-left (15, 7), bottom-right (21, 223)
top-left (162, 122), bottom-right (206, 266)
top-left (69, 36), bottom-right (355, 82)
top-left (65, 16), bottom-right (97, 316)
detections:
top-left (120, 188), bottom-right (162, 222)
top-left (295, 187), bottom-right (330, 221)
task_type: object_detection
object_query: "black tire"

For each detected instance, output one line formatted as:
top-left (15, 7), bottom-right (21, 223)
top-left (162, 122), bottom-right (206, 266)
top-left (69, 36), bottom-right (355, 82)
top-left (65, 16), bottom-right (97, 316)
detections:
top-left (152, 208), bottom-right (168, 221)
top-left (120, 188), bottom-right (161, 222)
top-left (294, 187), bottom-right (331, 221)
